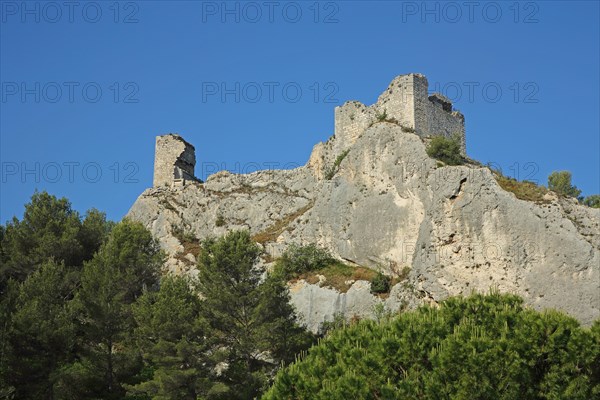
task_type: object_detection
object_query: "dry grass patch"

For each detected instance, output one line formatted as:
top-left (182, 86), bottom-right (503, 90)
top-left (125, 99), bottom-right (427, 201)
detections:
top-left (171, 227), bottom-right (202, 262)
top-left (252, 201), bottom-right (314, 244)
top-left (495, 175), bottom-right (549, 203)
top-left (296, 262), bottom-right (378, 293)
top-left (181, 237), bottom-right (201, 258)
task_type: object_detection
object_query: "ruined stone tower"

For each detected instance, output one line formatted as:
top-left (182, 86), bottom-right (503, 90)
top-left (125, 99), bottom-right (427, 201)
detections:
top-left (334, 73), bottom-right (466, 154)
top-left (153, 134), bottom-right (197, 187)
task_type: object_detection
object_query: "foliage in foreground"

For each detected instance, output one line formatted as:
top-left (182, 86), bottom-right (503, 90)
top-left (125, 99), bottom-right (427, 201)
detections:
top-left (0, 193), bottom-right (314, 400)
top-left (195, 231), bottom-right (314, 399)
top-left (0, 191), bottom-right (113, 291)
top-left (263, 292), bottom-right (600, 400)
top-left (0, 192), bottom-right (117, 399)
top-left (127, 274), bottom-right (211, 399)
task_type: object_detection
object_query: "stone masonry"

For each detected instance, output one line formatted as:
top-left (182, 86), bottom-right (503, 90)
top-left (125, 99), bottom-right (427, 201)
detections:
top-left (334, 73), bottom-right (466, 155)
top-left (153, 134), bottom-right (197, 187)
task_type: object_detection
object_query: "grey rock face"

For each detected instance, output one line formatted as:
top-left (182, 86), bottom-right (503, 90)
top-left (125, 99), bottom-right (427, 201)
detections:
top-left (128, 76), bottom-right (599, 330)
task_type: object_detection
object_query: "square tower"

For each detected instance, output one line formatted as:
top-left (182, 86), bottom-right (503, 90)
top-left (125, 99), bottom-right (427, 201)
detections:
top-left (153, 134), bottom-right (197, 187)
top-left (377, 73), bottom-right (466, 153)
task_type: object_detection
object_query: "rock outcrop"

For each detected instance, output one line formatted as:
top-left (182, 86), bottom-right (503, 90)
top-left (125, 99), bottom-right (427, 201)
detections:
top-left (128, 74), bottom-right (600, 332)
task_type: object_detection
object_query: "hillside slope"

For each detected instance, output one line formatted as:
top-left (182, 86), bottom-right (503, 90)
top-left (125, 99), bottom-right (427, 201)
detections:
top-left (128, 77), bottom-right (599, 330)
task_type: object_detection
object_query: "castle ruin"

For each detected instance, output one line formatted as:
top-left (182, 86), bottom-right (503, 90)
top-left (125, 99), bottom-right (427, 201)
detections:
top-left (153, 134), bottom-right (197, 187)
top-left (334, 73), bottom-right (466, 154)
top-left (153, 74), bottom-right (466, 187)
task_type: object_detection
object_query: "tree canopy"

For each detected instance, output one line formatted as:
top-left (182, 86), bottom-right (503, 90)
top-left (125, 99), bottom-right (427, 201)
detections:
top-left (196, 230), bottom-right (314, 399)
top-left (263, 292), bottom-right (600, 400)
top-left (0, 191), bottom-right (111, 290)
top-left (1, 193), bottom-right (314, 399)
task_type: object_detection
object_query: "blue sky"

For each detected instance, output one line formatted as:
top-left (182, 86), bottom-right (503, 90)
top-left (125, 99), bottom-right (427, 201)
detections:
top-left (1, 0), bottom-right (599, 222)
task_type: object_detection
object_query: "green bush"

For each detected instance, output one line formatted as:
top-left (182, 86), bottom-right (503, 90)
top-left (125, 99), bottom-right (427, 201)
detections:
top-left (583, 194), bottom-right (600, 208)
top-left (548, 171), bottom-right (582, 198)
top-left (263, 292), bottom-right (600, 400)
top-left (370, 272), bottom-right (391, 294)
top-left (274, 243), bottom-right (334, 278)
top-left (426, 134), bottom-right (464, 166)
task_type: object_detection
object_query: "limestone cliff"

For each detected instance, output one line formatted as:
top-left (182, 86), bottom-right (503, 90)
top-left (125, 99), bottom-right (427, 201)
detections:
top-left (128, 74), bottom-right (599, 332)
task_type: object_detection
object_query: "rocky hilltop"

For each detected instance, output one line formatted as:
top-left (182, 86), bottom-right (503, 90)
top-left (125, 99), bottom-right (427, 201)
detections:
top-left (128, 74), bottom-right (599, 331)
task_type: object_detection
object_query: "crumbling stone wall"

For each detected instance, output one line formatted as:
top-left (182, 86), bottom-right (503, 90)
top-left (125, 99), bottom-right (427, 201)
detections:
top-left (153, 134), bottom-right (197, 187)
top-left (426, 93), bottom-right (466, 152)
top-left (333, 73), bottom-right (466, 157)
top-left (333, 101), bottom-right (376, 157)
top-left (376, 74), bottom-right (417, 130)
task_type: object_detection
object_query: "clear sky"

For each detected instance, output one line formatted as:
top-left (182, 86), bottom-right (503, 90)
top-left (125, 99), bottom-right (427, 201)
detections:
top-left (1, 0), bottom-right (599, 223)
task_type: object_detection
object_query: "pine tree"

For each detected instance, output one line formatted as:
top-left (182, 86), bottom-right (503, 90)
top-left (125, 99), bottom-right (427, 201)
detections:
top-left (0, 192), bottom-right (111, 292)
top-left (257, 275), bottom-right (314, 365)
top-left (0, 193), bottom-right (113, 399)
top-left (78, 208), bottom-right (115, 261)
top-left (2, 261), bottom-right (76, 399)
top-left (0, 279), bottom-right (18, 399)
top-left (0, 192), bottom-right (84, 287)
top-left (128, 275), bottom-right (210, 400)
top-left (62, 219), bottom-right (163, 399)
top-left (196, 231), bottom-right (265, 399)
top-left (196, 230), bottom-right (314, 399)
